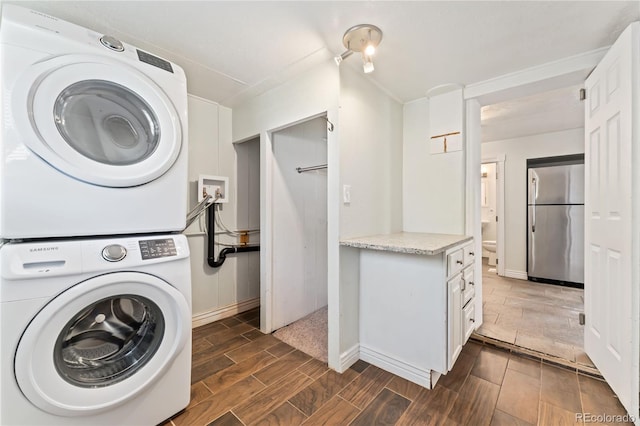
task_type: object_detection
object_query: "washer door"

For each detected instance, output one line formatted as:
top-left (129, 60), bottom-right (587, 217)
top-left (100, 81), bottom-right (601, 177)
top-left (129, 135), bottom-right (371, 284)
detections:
top-left (14, 272), bottom-right (190, 417)
top-left (12, 54), bottom-right (183, 187)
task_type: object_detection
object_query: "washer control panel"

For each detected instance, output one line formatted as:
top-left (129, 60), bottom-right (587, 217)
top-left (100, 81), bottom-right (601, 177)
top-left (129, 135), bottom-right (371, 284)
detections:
top-left (139, 238), bottom-right (177, 260)
top-left (102, 244), bottom-right (127, 262)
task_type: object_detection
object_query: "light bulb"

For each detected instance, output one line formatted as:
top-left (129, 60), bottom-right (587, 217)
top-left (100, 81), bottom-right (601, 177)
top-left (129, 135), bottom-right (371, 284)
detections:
top-left (363, 59), bottom-right (374, 74)
top-left (364, 44), bottom-right (376, 56)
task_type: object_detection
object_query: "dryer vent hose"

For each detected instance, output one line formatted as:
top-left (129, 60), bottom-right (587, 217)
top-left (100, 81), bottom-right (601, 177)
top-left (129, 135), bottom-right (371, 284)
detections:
top-left (207, 203), bottom-right (260, 268)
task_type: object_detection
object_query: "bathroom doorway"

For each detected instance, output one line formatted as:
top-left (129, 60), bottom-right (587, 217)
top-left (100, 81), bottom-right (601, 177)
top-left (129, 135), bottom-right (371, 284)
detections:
top-left (480, 159), bottom-right (504, 277)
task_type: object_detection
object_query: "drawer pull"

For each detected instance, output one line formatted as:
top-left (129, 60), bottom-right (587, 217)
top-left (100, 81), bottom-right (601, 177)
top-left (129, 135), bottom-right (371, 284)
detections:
top-left (456, 260), bottom-right (463, 265)
top-left (470, 319), bottom-right (475, 323)
top-left (469, 281), bottom-right (474, 286)
top-left (469, 251), bottom-right (474, 256)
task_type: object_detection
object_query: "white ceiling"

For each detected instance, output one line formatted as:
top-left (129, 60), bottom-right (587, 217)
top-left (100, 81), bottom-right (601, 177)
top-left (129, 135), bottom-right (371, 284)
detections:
top-left (7, 1), bottom-right (639, 107)
top-left (481, 84), bottom-right (585, 143)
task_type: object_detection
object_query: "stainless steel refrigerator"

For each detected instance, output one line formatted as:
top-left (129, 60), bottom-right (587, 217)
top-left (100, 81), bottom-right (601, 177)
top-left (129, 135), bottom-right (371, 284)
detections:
top-left (527, 162), bottom-right (584, 286)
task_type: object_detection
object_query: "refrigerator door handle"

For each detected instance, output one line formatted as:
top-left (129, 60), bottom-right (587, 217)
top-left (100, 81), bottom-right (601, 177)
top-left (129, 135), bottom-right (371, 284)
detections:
top-left (531, 177), bottom-right (536, 232)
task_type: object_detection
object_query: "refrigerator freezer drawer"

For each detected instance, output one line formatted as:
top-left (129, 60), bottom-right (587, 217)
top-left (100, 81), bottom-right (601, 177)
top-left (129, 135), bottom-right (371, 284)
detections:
top-left (528, 205), bottom-right (584, 284)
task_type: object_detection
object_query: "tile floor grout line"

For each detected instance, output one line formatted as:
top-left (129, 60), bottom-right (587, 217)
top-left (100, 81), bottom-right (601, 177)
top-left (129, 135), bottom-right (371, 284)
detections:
top-left (200, 380), bottom-right (215, 396)
top-left (251, 373), bottom-right (268, 387)
top-left (286, 400), bottom-right (310, 420)
top-left (382, 384), bottom-right (416, 402)
top-left (337, 394), bottom-right (363, 413)
top-left (229, 409), bottom-right (247, 426)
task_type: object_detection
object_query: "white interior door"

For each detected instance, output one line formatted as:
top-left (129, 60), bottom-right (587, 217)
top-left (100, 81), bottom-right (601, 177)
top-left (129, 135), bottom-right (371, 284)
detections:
top-left (584, 21), bottom-right (638, 421)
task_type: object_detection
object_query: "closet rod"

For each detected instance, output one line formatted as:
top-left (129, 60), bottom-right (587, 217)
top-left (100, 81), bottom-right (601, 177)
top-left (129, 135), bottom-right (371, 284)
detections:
top-left (296, 164), bottom-right (327, 173)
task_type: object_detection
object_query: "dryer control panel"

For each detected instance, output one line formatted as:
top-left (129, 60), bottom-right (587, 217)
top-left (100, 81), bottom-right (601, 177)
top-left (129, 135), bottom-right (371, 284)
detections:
top-left (139, 238), bottom-right (177, 260)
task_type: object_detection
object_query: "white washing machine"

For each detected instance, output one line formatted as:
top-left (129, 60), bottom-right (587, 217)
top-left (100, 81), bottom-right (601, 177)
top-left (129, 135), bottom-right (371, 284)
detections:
top-left (0, 234), bottom-right (192, 425)
top-left (0, 5), bottom-right (189, 239)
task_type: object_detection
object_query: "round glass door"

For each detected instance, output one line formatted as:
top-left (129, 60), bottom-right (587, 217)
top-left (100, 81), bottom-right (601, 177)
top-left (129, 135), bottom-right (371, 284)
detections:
top-left (14, 272), bottom-right (190, 416)
top-left (54, 295), bottom-right (165, 388)
top-left (54, 80), bottom-right (160, 166)
top-left (11, 55), bottom-right (183, 187)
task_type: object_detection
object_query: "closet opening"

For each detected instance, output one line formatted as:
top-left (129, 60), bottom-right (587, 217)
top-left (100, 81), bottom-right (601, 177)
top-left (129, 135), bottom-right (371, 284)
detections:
top-left (266, 115), bottom-right (329, 362)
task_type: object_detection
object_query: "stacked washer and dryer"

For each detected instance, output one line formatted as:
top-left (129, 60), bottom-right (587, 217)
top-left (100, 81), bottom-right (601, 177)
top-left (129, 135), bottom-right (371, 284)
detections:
top-left (1, 5), bottom-right (193, 425)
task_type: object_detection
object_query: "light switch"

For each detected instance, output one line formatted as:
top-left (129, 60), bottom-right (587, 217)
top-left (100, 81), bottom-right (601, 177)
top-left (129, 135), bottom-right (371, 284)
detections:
top-left (343, 185), bottom-right (351, 204)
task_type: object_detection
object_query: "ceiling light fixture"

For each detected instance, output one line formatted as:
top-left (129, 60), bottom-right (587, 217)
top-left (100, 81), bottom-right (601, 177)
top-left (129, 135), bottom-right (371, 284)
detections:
top-left (334, 24), bottom-right (383, 74)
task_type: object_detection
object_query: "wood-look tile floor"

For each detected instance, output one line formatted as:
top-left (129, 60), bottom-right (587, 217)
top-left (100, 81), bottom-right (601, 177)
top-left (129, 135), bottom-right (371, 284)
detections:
top-left (476, 260), bottom-right (592, 367)
top-left (160, 307), bottom-right (631, 426)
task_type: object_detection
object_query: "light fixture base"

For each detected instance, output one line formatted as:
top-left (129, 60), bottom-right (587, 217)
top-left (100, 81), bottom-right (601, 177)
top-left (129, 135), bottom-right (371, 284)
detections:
top-left (342, 24), bottom-right (383, 53)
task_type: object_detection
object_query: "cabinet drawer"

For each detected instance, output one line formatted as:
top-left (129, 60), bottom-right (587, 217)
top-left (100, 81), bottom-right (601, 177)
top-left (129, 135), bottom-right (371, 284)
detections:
top-left (463, 301), bottom-right (476, 343)
top-left (447, 249), bottom-right (464, 277)
top-left (462, 266), bottom-right (475, 306)
top-left (462, 242), bottom-right (475, 267)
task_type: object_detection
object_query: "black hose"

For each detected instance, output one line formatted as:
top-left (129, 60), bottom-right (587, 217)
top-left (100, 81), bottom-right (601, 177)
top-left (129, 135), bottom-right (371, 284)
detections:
top-left (206, 203), bottom-right (260, 268)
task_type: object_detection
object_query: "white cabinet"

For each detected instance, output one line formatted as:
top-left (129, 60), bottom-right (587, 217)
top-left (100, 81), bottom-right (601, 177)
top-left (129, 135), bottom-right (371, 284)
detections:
top-left (447, 274), bottom-right (463, 370)
top-left (447, 248), bottom-right (464, 277)
top-left (462, 266), bottom-right (475, 306)
top-left (463, 301), bottom-right (476, 342)
top-left (348, 233), bottom-right (476, 389)
top-left (446, 241), bottom-right (476, 368)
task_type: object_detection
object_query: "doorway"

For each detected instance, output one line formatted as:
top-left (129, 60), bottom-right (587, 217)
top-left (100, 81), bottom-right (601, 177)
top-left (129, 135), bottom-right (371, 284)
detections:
top-left (234, 137), bottom-right (261, 304)
top-left (480, 158), bottom-right (505, 277)
top-left (474, 86), bottom-right (591, 371)
top-left (262, 115), bottom-right (329, 361)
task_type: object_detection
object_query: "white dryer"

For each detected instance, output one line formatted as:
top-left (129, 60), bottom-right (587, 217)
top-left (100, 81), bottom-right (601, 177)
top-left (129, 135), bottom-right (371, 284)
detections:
top-left (0, 5), bottom-right (189, 239)
top-left (0, 234), bottom-right (192, 425)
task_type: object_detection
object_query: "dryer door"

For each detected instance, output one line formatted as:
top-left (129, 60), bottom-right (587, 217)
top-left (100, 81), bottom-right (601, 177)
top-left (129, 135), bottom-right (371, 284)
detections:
top-left (14, 272), bottom-right (190, 416)
top-left (12, 54), bottom-right (183, 187)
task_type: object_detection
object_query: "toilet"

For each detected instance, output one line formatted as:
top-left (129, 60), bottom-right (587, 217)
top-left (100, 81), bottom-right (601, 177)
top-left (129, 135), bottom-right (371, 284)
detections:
top-left (482, 240), bottom-right (497, 266)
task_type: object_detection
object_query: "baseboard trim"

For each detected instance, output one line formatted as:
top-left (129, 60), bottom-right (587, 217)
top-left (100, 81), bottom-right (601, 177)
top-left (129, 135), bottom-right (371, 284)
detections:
top-left (338, 344), bottom-right (360, 373)
top-left (192, 298), bottom-right (260, 328)
top-left (359, 345), bottom-right (431, 388)
top-left (504, 269), bottom-right (528, 280)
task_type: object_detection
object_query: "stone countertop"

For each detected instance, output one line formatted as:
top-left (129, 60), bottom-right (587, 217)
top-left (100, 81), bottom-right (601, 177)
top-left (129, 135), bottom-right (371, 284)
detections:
top-left (340, 232), bottom-right (472, 255)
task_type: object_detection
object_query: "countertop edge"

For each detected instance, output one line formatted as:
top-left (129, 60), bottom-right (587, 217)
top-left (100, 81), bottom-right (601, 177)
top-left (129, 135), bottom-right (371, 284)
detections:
top-left (340, 235), bottom-right (473, 256)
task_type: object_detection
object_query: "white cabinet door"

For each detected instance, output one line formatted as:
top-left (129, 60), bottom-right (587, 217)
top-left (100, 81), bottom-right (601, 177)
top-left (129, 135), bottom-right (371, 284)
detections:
top-left (463, 302), bottom-right (476, 343)
top-left (447, 274), bottom-right (463, 370)
top-left (584, 22), bottom-right (638, 421)
top-left (462, 266), bottom-right (475, 306)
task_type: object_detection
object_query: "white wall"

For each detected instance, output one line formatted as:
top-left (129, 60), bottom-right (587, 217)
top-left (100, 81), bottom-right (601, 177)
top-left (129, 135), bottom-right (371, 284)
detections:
top-left (271, 117), bottom-right (328, 329)
top-left (338, 66), bottom-right (403, 238)
top-left (482, 127), bottom-right (585, 276)
top-left (185, 95), bottom-right (259, 324)
top-left (403, 95), bottom-right (466, 234)
top-left (337, 65), bottom-right (403, 365)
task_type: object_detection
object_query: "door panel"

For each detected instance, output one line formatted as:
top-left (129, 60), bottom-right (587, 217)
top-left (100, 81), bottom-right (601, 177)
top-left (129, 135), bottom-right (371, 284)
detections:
top-left (12, 55), bottom-right (182, 187)
top-left (584, 22), bottom-right (638, 421)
